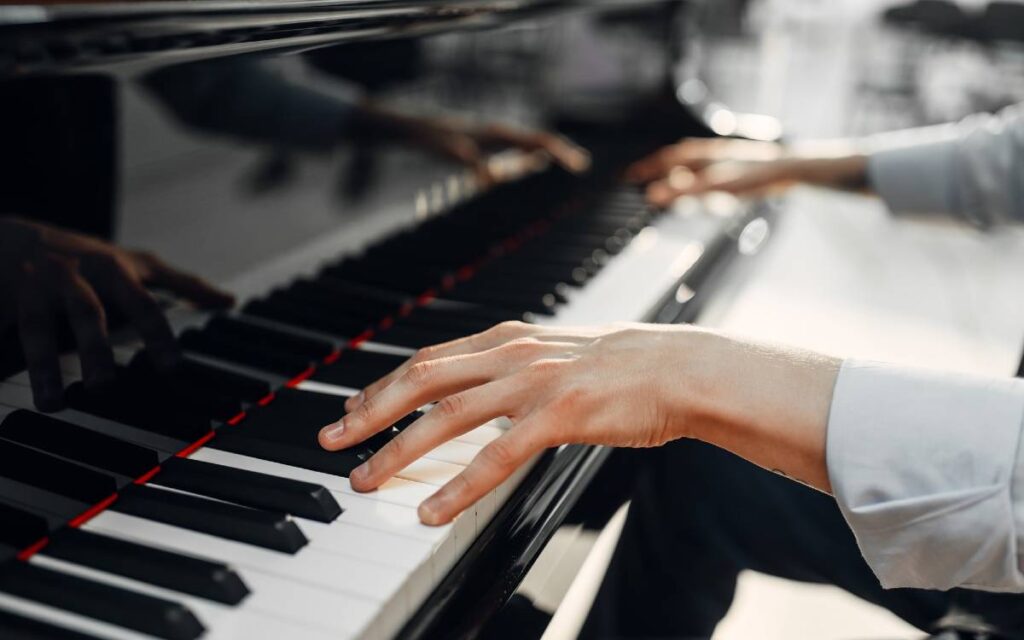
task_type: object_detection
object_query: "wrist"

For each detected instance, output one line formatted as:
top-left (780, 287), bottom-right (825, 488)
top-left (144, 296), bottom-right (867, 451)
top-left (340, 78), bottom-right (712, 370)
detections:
top-left (668, 329), bottom-right (842, 491)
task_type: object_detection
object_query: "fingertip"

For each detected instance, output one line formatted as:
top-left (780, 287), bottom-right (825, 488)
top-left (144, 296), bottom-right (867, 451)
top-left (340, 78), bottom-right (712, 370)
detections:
top-left (417, 499), bottom-right (449, 526)
top-left (349, 463), bottom-right (374, 492)
top-left (318, 418), bottom-right (346, 450)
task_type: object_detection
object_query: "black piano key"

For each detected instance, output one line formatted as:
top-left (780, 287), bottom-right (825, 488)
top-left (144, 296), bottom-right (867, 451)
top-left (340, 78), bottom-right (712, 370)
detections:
top-left (129, 354), bottom-right (271, 405)
top-left (0, 410), bottom-right (161, 479)
top-left (401, 307), bottom-right (510, 333)
top-left (112, 485), bottom-right (307, 554)
top-left (179, 327), bottom-right (312, 377)
top-left (312, 349), bottom-right (407, 388)
top-left (439, 288), bottom-right (558, 316)
top-left (0, 542), bottom-right (17, 564)
top-left (112, 367), bottom-right (244, 426)
top-left (0, 501), bottom-right (49, 549)
top-left (0, 441), bottom-right (117, 505)
top-left (0, 561), bottom-right (204, 640)
top-left (205, 315), bottom-right (335, 360)
top-left (212, 388), bottom-right (372, 477)
top-left (453, 277), bottom-right (570, 304)
top-left (64, 383), bottom-right (212, 443)
top-left (321, 260), bottom-right (447, 295)
top-left (479, 261), bottom-right (590, 286)
top-left (154, 457), bottom-right (342, 523)
top-left (0, 607), bottom-right (101, 640)
top-left (45, 528), bottom-right (249, 605)
top-left (0, 476), bottom-right (89, 522)
top-left (374, 324), bottom-right (472, 349)
top-left (286, 279), bottom-right (403, 319)
top-left (242, 297), bottom-right (368, 338)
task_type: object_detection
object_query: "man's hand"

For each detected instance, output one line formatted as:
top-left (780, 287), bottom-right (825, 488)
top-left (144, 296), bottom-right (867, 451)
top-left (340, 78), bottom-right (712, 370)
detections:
top-left (319, 321), bottom-right (839, 526)
top-left (0, 217), bottom-right (234, 411)
top-left (626, 138), bottom-right (869, 207)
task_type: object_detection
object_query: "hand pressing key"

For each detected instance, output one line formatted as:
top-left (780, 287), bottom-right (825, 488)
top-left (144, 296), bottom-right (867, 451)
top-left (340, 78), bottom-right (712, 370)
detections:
top-left (319, 321), bottom-right (840, 526)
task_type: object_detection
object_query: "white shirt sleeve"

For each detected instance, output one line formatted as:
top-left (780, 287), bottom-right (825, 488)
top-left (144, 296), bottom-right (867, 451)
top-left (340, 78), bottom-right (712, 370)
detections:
top-left (827, 360), bottom-right (1024, 592)
top-left (865, 102), bottom-right (1024, 227)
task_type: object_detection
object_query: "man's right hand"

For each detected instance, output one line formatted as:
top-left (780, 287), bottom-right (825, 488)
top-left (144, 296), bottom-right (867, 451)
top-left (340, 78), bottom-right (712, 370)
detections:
top-left (625, 138), bottom-right (869, 207)
top-left (0, 217), bottom-right (234, 411)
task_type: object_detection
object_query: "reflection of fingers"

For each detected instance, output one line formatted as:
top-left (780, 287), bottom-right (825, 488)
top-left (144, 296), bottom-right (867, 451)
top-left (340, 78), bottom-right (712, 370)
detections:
top-left (140, 253), bottom-right (234, 309)
top-left (417, 422), bottom-right (547, 525)
top-left (85, 254), bottom-right (179, 369)
top-left (479, 125), bottom-right (590, 174)
top-left (345, 377), bottom-right (521, 491)
top-left (54, 264), bottom-right (116, 389)
top-left (18, 266), bottom-right (64, 412)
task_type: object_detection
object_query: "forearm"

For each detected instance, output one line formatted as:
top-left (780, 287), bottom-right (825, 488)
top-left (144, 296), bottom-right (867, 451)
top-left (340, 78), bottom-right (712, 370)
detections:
top-left (672, 330), bottom-right (841, 493)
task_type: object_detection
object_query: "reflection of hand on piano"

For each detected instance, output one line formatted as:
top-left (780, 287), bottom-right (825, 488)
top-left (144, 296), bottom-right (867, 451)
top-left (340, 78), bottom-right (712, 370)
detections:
top-left (626, 138), bottom-right (869, 207)
top-left (0, 217), bottom-right (234, 412)
top-left (319, 320), bottom-right (840, 526)
top-left (360, 103), bottom-right (591, 186)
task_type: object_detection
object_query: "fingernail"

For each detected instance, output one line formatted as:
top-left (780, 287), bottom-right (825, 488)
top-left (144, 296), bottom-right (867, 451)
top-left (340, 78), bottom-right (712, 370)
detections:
top-left (319, 418), bottom-right (346, 444)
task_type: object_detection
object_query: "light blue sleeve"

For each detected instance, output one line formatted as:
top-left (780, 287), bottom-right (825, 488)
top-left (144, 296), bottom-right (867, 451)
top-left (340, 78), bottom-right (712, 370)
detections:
top-left (867, 103), bottom-right (1024, 227)
top-left (827, 360), bottom-right (1024, 592)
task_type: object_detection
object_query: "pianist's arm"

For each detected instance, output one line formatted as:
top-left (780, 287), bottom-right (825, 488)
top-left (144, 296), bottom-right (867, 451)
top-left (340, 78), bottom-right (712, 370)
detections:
top-left (627, 101), bottom-right (1024, 228)
top-left (318, 320), bottom-right (1024, 594)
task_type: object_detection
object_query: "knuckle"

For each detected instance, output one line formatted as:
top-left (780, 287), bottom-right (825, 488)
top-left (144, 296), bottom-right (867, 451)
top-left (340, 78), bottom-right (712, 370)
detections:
top-left (385, 432), bottom-right (408, 460)
top-left (480, 439), bottom-right (518, 471)
top-left (436, 393), bottom-right (465, 418)
top-left (405, 361), bottom-right (436, 386)
top-left (447, 473), bottom-right (473, 499)
top-left (412, 345), bottom-right (437, 363)
top-left (354, 397), bottom-right (377, 423)
top-left (492, 320), bottom-right (528, 338)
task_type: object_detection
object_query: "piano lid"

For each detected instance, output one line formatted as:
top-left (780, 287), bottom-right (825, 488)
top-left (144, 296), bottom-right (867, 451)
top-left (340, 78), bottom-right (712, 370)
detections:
top-left (0, 0), bottom-right (657, 79)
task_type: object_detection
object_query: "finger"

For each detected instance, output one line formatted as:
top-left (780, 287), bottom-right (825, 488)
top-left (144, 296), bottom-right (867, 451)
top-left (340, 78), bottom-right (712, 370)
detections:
top-left (416, 423), bottom-right (547, 525)
top-left (624, 139), bottom-right (717, 183)
top-left (17, 266), bottom-right (64, 412)
top-left (479, 125), bottom-right (591, 174)
top-left (84, 253), bottom-right (180, 369)
top-left (328, 349), bottom-right (516, 450)
top-left (56, 266), bottom-right (116, 389)
top-left (645, 163), bottom-right (792, 206)
top-left (344, 377), bottom-right (523, 491)
top-left (139, 252), bottom-right (235, 309)
top-left (346, 320), bottom-right (538, 412)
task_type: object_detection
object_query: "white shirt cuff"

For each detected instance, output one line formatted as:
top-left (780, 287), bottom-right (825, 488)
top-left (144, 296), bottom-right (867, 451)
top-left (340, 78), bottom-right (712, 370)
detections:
top-left (827, 360), bottom-right (1024, 591)
top-left (867, 138), bottom-right (963, 219)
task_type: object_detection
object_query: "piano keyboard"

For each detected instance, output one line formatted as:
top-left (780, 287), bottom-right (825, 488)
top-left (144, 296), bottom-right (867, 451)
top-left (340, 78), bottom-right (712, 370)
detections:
top-left (0, 171), bottom-right (753, 640)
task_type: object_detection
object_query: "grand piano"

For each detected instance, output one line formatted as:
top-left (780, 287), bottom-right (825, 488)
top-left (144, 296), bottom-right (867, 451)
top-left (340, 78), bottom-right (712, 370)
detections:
top-left (0, 1), bottom-right (773, 638)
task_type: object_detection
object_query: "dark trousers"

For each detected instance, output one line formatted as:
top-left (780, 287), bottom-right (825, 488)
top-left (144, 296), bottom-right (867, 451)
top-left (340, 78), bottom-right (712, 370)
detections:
top-left (580, 440), bottom-right (1024, 639)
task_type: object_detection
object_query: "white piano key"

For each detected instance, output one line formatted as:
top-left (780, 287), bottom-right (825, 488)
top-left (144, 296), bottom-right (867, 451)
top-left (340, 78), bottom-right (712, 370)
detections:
top-left (397, 457), bottom-right (462, 486)
top-left (423, 439), bottom-right (480, 466)
top-left (85, 511), bottom-right (407, 607)
top-left (188, 448), bottom-right (436, 510)
top-left (454, 423), bottom-right (505, 446)
top-left (298, 518), bottom-right (433, 570)
top-left (30, 555), bottom-right (347, 640)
